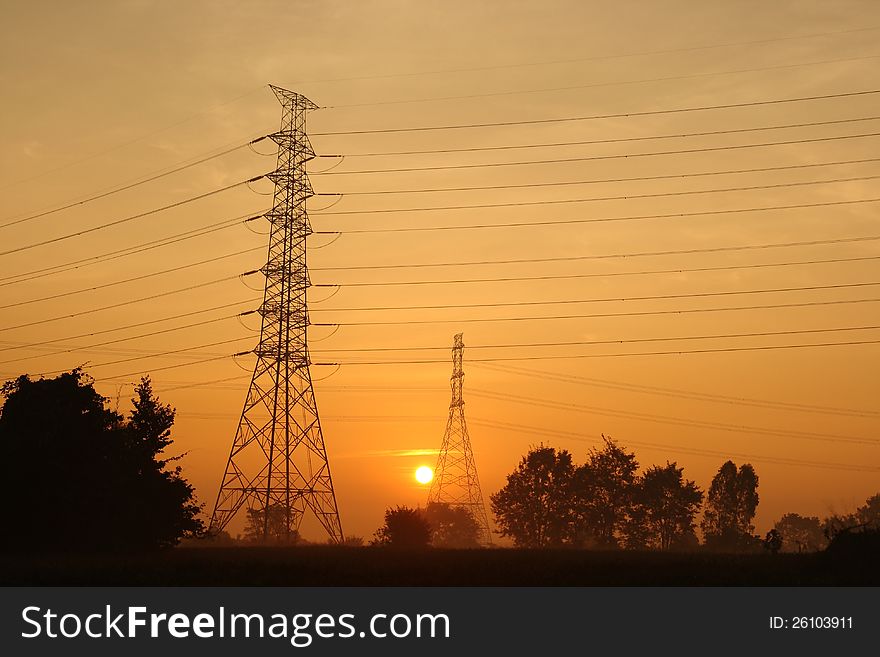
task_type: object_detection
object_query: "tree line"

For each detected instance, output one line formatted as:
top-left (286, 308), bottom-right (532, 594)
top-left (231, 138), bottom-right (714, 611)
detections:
top-left (486, 438), bottom-right (878, 552)
top-left (488, 437), bottom-right (754, 550)
top-left (374, 438), bottom-right (879, 552)
top-left (1, 370), bottom-right (876, 553)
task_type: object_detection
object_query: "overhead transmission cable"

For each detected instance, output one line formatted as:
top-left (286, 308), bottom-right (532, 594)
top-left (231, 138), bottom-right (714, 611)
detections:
top-left (1, 84), bottom-right (269, 191)
top-left (0, 299), bottom-right (256, 356)
top-left (312, 173), bottom-right (880, 216)
top-left (328, 116), bottom-right (880, 158)
top-left (311, 339), bottom-right (880, 364)
top-left (0, 173), bottom-right (268, 258)
top-left (320, 298), bottom-right (880, 327)
top-left (333, 157), bottom-right (880, 196)
top-left (0, 135), bottom-right (271, 230)
top-left (312, 280), bottom-right (880, 313)
top-left (311, 233), bottom-right (880, 271)
top-left (466, 419), bottom-right (880, 474)
top-left (312, 88), bottom-right (880, 136)
top-left (471, 362), bottom-right (880, 419)
top-left (35, 336), bottom-right (254, 377)
top-left (466, 388), bottom-right (877, 446)
top-left (0, 247), bottom-right (264, 310)
top-left (316, 256), bottom-right (880, 288)
top-left (323, 197), bottom-right (880, 234)
top-left (293, 25), bottom-right (880, 85)
top-left (328, 54), bottom-right (880, 109)
top-left (0, 274), bottom-right (254, 333)
top-left (312, 131), bottom-right (880, 176)
top-left (308, 324), bottom-right (880, 355)
top-left (0, 313), bottom-right (256, 368)
top-left (0, 211), bottom-right (264, 288)
top-left (8, 252), bottom-right (880, 310)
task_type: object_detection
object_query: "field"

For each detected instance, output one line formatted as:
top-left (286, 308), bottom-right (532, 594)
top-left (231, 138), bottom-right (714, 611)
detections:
top-left (1, 545), bottom-right (877, 586)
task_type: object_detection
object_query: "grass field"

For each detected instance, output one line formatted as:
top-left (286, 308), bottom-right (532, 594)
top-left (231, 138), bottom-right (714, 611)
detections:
top-left (1, 545), bottom-right (877, 586)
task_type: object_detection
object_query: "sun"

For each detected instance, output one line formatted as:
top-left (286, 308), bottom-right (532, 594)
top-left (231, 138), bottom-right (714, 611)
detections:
top-left (415, 466), bottom-right (434, 485)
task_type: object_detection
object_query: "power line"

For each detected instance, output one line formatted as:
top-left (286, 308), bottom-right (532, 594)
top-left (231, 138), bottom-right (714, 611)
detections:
top-left (296, 25), bottom-right (880, 86)
top-left (311, 233), bottom-right (880, 271)
top-left (0, 298), bottom-right (256, 356)
top-left (312, 338), bottom-right (880, 364)
top-left (471, 362), bottom-right (880, 419)
top-left (0, 311), bottom-right (252, 367)
top-left (324, 297), bottom-right (880, 327)
top-left (1, 85), bottom-right (269, 191)
top-left (329, 197), bottom-right (880, 234)
top-left (0, 136), bottom-right (270, 230)
top-left (11, 296), bottom-right (878, 362)
top-left (312, 88), bottom-right (880, 136)
top-left (36, 336), bottom-right (252, 378)
top-left (329, 54), bottom-right (880, 109)
top-left (468, 419), bottom-right (880, 474)
top-left (0, 211), bottom-right (260, 287)
top-left (331, 116), bottom-right (880, 158)
top-left (0, 247), bottom-right (263, 310)
top-left (314, 173), bottom-right (880, 216)
top-left (334, 157), bottom-right (880, 196)
top-left (0, 275), bottom-right (246, 333)
top-left (0, 174), bottom-right (267, 258)
top-left (309, 324), bottom-right (880, 354)
top-left (314, 131), bottom-right (880, 175)
top-left (468, 389), bottom-right (878, 446)
top-left (78, 352), bottom-right (241, 382)
top-left (313, 280), bottom-right (880, 313)
top-left (320, 256), bottom-right (880, 288)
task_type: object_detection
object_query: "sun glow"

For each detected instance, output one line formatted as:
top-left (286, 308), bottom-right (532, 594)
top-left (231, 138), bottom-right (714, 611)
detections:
top-left (415, 466), bottom-right (434, 485)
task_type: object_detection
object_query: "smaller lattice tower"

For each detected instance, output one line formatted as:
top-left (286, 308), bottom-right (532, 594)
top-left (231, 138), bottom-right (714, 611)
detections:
top-left (428, 333), bottom-right (492, 545)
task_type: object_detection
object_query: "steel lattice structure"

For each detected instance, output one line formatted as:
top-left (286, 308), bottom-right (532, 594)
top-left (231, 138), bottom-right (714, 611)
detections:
top-left (428, 333), bottom-right (493, 545)
top-left (209, 85), bottom-right (343, 543)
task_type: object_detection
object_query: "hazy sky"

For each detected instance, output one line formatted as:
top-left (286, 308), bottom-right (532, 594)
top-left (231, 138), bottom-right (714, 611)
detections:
top-left (1, 0), bottom-right (879, 541)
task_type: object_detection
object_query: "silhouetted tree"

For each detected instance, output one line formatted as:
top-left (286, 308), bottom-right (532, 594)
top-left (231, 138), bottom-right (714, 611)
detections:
top-left (763, 529), bottom-right (782, 554)
top-left (773, 513), bottom-right (826, 552)
top-left (491, 446), bottom-right (575, 547)
top-left (371, 506), bottom-right (432, 547)
top-left (0, 370), bottom-right (202, 552)
top-left (700, 461), bottom-right (759, 551)
top-left (856, 493), bottom-right (880, 529)
top-left (625, 462), bottom-right (703, 551)
top-left (571, 436), bottom-right (639, 547)
top-left (822, 492), bottom-right (880, 540)
top-left (242, 503), bottom-right (302, 545)
top-left (424, 502), bottom-right (480, 548)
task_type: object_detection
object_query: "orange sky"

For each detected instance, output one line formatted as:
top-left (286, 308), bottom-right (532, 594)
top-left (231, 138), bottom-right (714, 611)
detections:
top-left (1, 1), bottom-right (879, 541)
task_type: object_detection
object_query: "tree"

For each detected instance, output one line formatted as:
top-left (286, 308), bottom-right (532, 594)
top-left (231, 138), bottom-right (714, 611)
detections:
top-left (700, 461), bottom-right (759, 551)
top-left (0, 370), bottom-right (202, 552)
top-left (242, 504), bottom-right (302, 545)
top-left (424, 502), bottom-right (480, 548)
top-left (773, 513), bottom-right (826, 552)
top-left (763, 529), bottom-right (782, 555)
top-left (822, 492), bottom-right (880, 540)
top-left (571, 436), bottom-right (639, 547)
top-left (119, 377), bottom-right (203, 549)
top-left (625, 462), bottom-right (703, 551)
top-left (371, 506), bottom-right (432, 547)
top-left (855, 493), bottom-right (880, 529)
top-left (490, 446), bottom-right (575, 547)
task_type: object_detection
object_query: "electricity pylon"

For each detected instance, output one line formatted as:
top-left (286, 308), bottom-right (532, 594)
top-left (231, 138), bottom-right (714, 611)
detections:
top-left (428, 333), bottom-right (493, 545)
top-left (209, 85), bottom-right (343, 543)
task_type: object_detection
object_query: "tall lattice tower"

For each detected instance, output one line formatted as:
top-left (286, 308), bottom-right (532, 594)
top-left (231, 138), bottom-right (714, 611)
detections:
top-left (428, 333), bottom-right (492, 545)
top-left (209, 85), bottom-right (343, 543)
